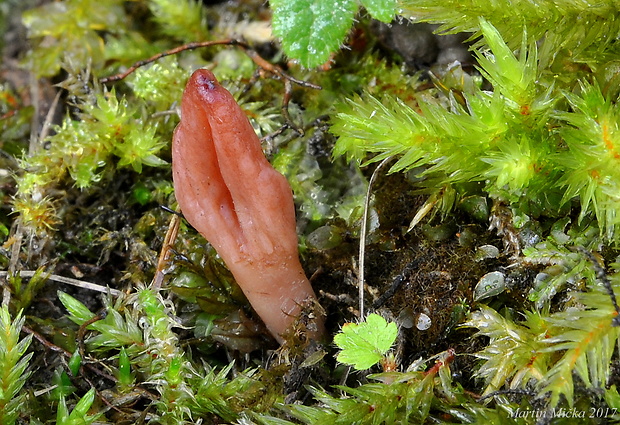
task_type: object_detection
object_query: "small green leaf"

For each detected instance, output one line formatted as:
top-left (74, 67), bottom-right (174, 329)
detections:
top-left (69, 388), bottom-right (97, 421)
top-left (334, 313), bottom-right (398, 370)
top-left (68, 351), bottom-right (82, 377)
top-left (360, 0), bottom-right (395, 23)
top-left (476, 17), bottom-right (537, 106)
top-left (118, 347), bottom-right (134, 386)
top-left (0, 223), bottom-right (8, 240)
top-left (58, 291), bottom-right (96, 325)
top-left (271, 0), bottom-right (357, 68)
top-left (53, 370), bottom-right (76, 400)
top-left (56, 395), bottom-right (69, 425)
top-left (166, 357), bottom-right (183, 386)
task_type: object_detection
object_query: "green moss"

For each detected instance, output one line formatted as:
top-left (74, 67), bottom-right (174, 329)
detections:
top-left (4, 0), bottom-right (620, 423)
top-left (22, 0), bottom-right (127, 77)
top-left (149, 0), bottom-right (208, 42)
top-left (332, 18), bottom-right (620, 243)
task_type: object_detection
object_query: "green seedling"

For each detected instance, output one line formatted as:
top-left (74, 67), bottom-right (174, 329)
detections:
top-left (117, 347), bottom-right (134, 388)
top-left (334, 313), bottom-right (398, 370)
top-left (51, 370), bottom-right (76, 400)
top-left (0, 308), bottom-right (32, 425)
top-left (56, 388), bottom-right (100, 425)
top-left (68, 351), bottom-right (81, 377)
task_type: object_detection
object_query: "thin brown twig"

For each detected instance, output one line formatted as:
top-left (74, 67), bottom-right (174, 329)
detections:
top-left (100, 38), bottom-right (321, 132)
top-left (280, 78), bottom-right (302, 135)
top-left (241, 46), bottom-right (320, 89)
top-left (22, 324), bottom-right (116, 381)
top-left (77, 313), bottom-right (105, 360)
top-left (28, 71), bottom-right (40, 154)
top-left (38, 90), bottom-right (62, 142)
top-left (358, 157), bottom-right (393, 319)
top-left (152, 213), bottom-right (180, 290)
top-left (100, 39), bottom-right (320, 89)
top-left (23, 324), bottom-right (70, 356)
top-left (101, 39), bottom-right (238, 83)
top-left (87, 377), bottom-right (125, 414)
top-left (0, 270), bottom-right (122, 296)
top-left (260, 123), bottom-right (290, 148)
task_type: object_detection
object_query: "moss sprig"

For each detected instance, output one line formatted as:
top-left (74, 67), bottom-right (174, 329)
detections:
top-left (332, 18), bottom-right (620, 243)
top-left (0, 308), bottom-right (32, 425)
top-left (464, 266), bottom-right (620, 410)
top-left (12, 86), bottom-right (168, 236)
top-left (59, 288), bottom-right (269, 424)
top-left (254, 349), bottom-right (462, 425)
top-left (555, 82), bottom-right (620, 241)
top-left (399, 0), bottom-right (620, 69)
top-left (56, 388), bottom-right (100, 425)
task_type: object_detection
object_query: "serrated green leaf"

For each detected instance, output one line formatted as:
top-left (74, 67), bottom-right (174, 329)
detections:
top-left (334, 313), bottom-right (398, 370)
top-left (360, 0), bottom-right (395, 23)
top-left (271, 0), bottom-right (357, 68)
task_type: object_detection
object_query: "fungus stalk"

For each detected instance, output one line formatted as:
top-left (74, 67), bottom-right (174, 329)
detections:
top-left (172, 69), bottom-right (324, 343)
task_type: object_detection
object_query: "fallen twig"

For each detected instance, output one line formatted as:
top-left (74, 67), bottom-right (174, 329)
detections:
top-left (0, 270), bottom-right (122, 296)
top-left (100, 39), bottom-right (321, 133)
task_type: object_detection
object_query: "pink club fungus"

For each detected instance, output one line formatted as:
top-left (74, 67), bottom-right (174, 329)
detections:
top-left (172, 69), bottom-right (324, 344)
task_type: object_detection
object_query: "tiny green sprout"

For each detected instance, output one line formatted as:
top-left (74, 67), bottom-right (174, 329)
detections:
top-left (334, 313), bottom-right (398, 370)
top-left (118, 347), bottom-right (134, 387)
top-left (131, 182), bottom-right (152, 206)
top-left (57, 388), bottom-right (99, 425)
top-left (52, 369), bottom-right (76, 400)
top-left (114, 124), bottom-right (167, 173)
top-left (58, 291), bottom-right (97, 325)
top-left (166, 357), bottom-right (183, 387)
top-left (68, 351), bottom-right (82, 377)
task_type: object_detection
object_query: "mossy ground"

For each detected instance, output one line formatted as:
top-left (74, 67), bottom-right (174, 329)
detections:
top-left (1, 1), bottom-right (620, 424)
